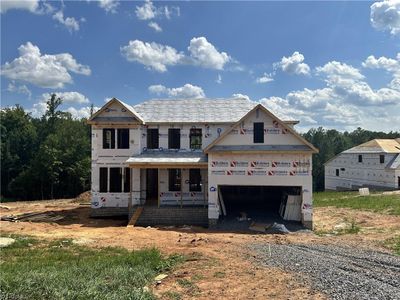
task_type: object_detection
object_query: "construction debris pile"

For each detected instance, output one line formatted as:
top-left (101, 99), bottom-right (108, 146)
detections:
top-left (1, 212), bottom-right (65, 223)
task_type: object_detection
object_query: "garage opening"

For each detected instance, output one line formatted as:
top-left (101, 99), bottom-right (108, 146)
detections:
top-left (218, 185), bottom-right (303, 231)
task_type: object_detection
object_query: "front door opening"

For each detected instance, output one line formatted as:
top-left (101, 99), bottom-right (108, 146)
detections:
top-left (146, 169), bottom-right (158, 206)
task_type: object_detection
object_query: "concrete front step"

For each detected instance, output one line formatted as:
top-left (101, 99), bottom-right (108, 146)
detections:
top-left (90, 207), bottom-right (128, 217)
top-left (135, 206), bottom-right (208, 227)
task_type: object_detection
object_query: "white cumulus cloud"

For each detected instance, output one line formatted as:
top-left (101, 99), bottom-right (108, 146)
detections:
top-left (148, 83), bottom-right (205, 98)
top-left (98, 0), bottom-right (119, 13)
top-left (41, 92), bottom-right (90, 104)
top-left (216, 74), bottom-right (222, 84)
top-left (135, 0), bottom-right (156, 20)
top-left (275, 51), bottom-right (310, 75)
top-left (148, 21), bottom-right (162, 32)
top-left (231, 93), bottom-right (250, 101)
top-left (135, 0), bottom-right (179, 20)
top-left (370, 0), bottom-right (400, 35)
top-left (256, 72), bottom-right (274, 84)
top-left (7, 81), bottom-right (32, 98)
top-left (188, 37), bottom-right (231, 70)
top-left (65, 106), bottom-right (99, 119)
top-left (1, 42), bottom-right (91, 88)
top-left (260, 96), bottom-right (317, 125)
top-left (0, 0), bottom-right (39, 13)
top-left (121, 37), bottom-right (231, 72)
top-left (362, 53), bottom-right (400, 72)
top-left (257, 57), bottom-right (400, 131)
top-left (52, 10), bottom-right (81, 32)
top-left (121, 40), bottom-right (184, 72)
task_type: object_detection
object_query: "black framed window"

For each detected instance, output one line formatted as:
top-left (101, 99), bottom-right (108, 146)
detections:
top-left (124, 168), bottom-right (131, 192)
top-left (168, 128), bottom-right (180, 149)
top-left (147, 129), bottom-right (159, 149)
top-left (380, 155), bottom-right (385, 164)
top-left (109, 168), bottom-right (122, 193)
top-left (99, 168), bottom-right (108, 192)
top-left (336, 169), bottom-right (339, 177)
top-left (117, 129), bottom-right (129, 149)
top-left (103, 128), bottom-right (115, 149)
top-left (253, 122), bottom-right (264, 143)
top-left (189, 169), bottom-right (202, 192)
top-left (358, 155), bottom-right (363, 163)
top-left (190, 129), bottom-right (202, 149)
top-left (168, 169), bottom-right (181, 191)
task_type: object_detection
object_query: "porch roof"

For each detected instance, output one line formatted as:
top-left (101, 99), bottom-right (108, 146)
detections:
top-left (126, 151), bottom-right (208, 168)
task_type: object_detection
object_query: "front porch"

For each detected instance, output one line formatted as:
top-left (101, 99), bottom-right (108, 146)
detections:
top-left (127, 150), bottom-right (209, 209)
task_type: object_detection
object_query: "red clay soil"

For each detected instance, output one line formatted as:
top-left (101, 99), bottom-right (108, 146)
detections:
top-left (1, 199), bottom-right (399, 299)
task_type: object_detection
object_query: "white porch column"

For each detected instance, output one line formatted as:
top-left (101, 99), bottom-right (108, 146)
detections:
top-left (131, 168), bottom-right (141, 206)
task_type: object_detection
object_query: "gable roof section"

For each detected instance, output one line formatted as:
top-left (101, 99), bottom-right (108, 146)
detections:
top-left (324, 138), bottom-right (400, 166)
top-left (343, 139), bottom-right (400, 154)
top-left (133, 98), bottom-right (257, 123)
top-left (87, 97), bottom-right (144, 124)
top-left (204, 103), bottom-right (318, 153)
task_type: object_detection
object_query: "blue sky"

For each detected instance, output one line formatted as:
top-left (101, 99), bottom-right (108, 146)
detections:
top-left (1, 0), bottom-right (400, 132)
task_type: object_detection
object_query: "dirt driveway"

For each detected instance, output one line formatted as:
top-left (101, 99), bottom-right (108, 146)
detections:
top-left (1, 199), bottom-right (399, 299)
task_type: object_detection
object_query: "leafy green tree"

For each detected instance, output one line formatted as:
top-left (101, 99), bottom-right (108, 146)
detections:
top-left (1, 105), bottom-right (37, 198)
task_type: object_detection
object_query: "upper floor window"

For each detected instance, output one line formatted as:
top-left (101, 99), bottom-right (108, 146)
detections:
top-left (103, 128), bottom-right (115, 149)
top-left (147, 128), bottom-right (159, 149)
top-left (189, 169), bottom-right (202, 192)
top-left (358, 155), bottom-right (363, 163)
top-left (336, 169), bottom-right (339, 177)
top-left (168, 128), bottom-right (181, 149)
top-left (253, 122), bottom-right (264, 143)
top-left (117, 129), bottom-right (129, 149)
top-left (380, 155), bottom-right (385, 164)
top-left (169, 169), bottom-right (181, 191)
top-left (190, 129), bottom-right (202, 149)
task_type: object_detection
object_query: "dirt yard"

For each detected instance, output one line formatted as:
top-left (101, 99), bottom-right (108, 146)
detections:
top-left (1, 199), bottom-right (399, 300)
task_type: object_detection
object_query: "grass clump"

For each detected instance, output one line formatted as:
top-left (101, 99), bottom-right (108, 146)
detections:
top-left (176, 278), bottom-right (200, 296)
top-left (213, 271), bottom-right (226, 278)
top-left (314, 191), bottom-right (400, 215)
top-left (162, 291), bottom-right (182, 300)
top-left (315, 218), bottom-right (360, 236)
top-left (0, 235), bottom-right (182, 300)
top-left (383, 236), bottom-right (400, 256)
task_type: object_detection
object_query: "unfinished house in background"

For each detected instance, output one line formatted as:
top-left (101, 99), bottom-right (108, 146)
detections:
top-left (87, 97), bottom-right (318, 229)
top-left (325, 139), bottom-right (400, 191)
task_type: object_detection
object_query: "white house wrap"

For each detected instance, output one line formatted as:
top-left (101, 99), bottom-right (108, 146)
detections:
top-left (88, 97), bottom-right (318, 228)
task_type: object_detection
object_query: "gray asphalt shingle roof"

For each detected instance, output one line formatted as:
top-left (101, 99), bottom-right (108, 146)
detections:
top-left (133, 98), bottom-right (258, 123)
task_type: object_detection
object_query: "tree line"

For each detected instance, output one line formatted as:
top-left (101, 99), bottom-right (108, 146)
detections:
top-left (1, 96), bottom-right (399, 200)
top-left (1, 95), bottom-right (91, 200)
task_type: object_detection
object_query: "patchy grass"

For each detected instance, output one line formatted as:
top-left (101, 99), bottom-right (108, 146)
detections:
top-left (162, 291), bottom-right (182, 300)
top-left (176, 278), bottom-right (200, 296)
top-left (0, 234), bottom-right (183, 300)
top-left (315, 218), bottom-right (361, 236)
top-left (383, 236), bottom-right (400, 256)
top-left (314, 191), bottom-right (400, 215)
top-left (213, 271), bottom-right (226, 278)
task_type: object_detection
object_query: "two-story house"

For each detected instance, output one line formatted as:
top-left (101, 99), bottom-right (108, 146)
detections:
top-left (325, 139), bottom-right (400, 191)
top-left (88, 97), bottom-right (318, 229)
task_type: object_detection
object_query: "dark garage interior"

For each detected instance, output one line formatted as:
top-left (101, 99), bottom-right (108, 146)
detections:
top-left (217, 185), bottom-right (304, 232)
